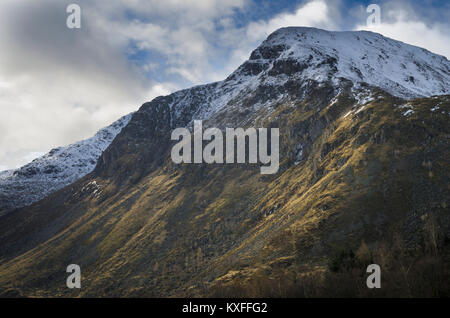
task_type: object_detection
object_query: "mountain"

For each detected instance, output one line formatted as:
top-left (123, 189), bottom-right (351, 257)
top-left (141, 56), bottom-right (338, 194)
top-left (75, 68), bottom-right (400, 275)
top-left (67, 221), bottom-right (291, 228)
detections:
top-left (0, 27), bottom-right (449, 297)
top-left (0, 114), bottom-right (132, 216)
top-left (249, 27), bottom-right (449, 98)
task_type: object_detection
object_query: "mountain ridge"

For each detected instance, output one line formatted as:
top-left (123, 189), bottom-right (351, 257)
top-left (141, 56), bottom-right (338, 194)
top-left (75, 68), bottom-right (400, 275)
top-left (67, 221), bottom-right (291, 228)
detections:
top-left (2, 27), bottom-right (449, 214)
top-left (0, 113), bottom-right (132, 215)
top-left (0, 27), bottom-right (449, 297)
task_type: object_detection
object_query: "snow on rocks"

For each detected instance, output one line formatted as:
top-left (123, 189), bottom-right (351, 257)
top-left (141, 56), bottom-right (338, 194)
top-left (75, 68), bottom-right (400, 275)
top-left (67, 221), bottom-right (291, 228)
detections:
top-left (0, 113), bottom-right (132, 214)
top-left (256, 27), bottom-right (450, 99)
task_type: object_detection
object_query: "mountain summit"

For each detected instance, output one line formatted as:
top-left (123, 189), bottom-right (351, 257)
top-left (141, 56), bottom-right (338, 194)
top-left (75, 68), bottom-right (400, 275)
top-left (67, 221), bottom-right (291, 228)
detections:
top-left (0, 27), bottom-right (449, 297)
top-left (242, 27), bottom-right (449, 98)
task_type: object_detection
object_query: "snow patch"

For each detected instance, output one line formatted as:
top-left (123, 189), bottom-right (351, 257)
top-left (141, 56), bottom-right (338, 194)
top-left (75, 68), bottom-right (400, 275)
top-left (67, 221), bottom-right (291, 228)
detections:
top-left (403, 109), bottom-right (414, 117)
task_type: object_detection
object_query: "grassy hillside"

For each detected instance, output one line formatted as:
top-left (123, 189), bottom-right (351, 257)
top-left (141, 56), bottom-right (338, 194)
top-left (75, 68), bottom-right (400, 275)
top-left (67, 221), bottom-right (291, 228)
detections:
top-left (0, 92), bottom-right (449, 297)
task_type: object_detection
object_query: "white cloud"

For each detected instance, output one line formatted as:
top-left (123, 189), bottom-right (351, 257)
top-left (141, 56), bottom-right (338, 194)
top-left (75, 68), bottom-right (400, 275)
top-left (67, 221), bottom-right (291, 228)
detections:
top-left (88, 0), bottom-right (248, 85)
top-left (355, 6), bottom-right (450, 59)
top-left (246, 0), bottom-right (337, 43)
top-left (0, 0), bottom-right (195, 169)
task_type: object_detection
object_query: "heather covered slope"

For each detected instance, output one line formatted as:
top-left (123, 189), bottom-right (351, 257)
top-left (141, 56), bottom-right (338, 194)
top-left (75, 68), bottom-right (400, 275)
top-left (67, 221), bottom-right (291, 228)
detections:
top-left (0, 27), bottom-right (449, 297)
top-left (0, 91), bottom-right (448, 297)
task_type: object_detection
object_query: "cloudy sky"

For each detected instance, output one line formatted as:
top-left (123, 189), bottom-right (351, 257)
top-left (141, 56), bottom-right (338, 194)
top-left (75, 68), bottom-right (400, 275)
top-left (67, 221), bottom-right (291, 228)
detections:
top-left (0, 0), bottom-right (449, 170)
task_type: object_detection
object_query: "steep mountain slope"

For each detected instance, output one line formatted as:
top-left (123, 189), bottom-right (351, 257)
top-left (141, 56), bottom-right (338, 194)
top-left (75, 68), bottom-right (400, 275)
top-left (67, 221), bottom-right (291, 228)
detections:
top-left (0, 114), bottom-right (132, 216)
top-left (0, 27), bottom-right (449, 297)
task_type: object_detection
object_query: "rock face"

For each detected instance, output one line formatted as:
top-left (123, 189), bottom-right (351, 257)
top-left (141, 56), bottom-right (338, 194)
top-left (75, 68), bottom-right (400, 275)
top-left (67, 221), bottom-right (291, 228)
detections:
top-left (0, 27), bottom-right (449, 297)
top-left (0, 114), bottom-right (132, 215)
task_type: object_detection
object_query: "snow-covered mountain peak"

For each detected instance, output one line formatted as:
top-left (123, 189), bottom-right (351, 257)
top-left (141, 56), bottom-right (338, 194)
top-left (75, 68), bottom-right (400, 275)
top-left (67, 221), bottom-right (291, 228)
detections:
top-left (168, 28), bottom-right (449, 127)
top-left (245, 27), bottom-right (450, 98)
